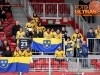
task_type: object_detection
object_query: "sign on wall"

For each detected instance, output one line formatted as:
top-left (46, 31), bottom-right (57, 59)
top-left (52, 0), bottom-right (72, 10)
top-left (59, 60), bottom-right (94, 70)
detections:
top-left (19, 38), bottom-right (30, 50)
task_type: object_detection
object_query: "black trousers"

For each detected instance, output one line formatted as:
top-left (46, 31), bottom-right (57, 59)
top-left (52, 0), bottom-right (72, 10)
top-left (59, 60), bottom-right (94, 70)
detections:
top-left (88, 39), bottom-right (94, 54)
top-left (73, 47), bottom-right (76, 57)
top-left (88, 16), bottom-right (95, 23)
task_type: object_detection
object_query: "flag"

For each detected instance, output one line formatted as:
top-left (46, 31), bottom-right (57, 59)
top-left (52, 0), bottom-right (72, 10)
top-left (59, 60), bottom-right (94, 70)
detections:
top-left (0, 57), bottom-right (30, 72)
top-left (31, 38), bottom-right (62, 53)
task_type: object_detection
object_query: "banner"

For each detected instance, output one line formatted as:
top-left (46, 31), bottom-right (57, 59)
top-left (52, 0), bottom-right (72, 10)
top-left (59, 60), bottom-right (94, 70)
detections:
top-left (0, 57), bottom-right (30, 72)
top-left (31, 38), bottom-right (62, 53)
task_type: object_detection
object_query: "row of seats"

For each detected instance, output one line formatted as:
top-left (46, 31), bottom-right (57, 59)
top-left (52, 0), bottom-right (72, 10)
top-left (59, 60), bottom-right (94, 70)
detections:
top-left (30, 60), bottom-right (68, 70)
top-left (29, 0), bottom-right (64, 3)
top-left (31, 4), bottom-right (70, 14)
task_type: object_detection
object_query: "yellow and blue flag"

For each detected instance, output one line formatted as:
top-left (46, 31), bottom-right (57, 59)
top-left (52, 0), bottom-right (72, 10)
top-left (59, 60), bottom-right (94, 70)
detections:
top-left (31, 38), bottom-right (62, 52)
top-left (0, 57), bottom-right (30, 72)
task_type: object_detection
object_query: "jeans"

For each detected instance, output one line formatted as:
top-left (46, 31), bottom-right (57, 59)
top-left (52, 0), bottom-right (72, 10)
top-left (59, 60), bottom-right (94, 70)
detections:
top-left (96, 39), bottom-right (100, 54)
top-left (76, 48), bottom-right (80, 57)
top-left (82, 56), bottom-right (88, 68)
top-left (66, 51), bottom-right (73, 61)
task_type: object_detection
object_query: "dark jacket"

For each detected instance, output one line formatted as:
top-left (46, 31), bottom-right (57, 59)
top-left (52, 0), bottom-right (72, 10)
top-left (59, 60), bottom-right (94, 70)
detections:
top-left (12, 25), bottom-right (21, 36)
top-left (33, 31), bottom-right (43, 38)
top-left (3, 50), bottom-right (12, 57)
top-left (62, 30), bottom-right (67, 38)
top-left (3, 2), bottom-right (11, 11)
top-left (0, 13), bottom-right (6, 20)
top-left (79, 0), bottom-right (86, 5)
top-left (25, 31), bottom-right (33, 38)
top-left (87, 32), bottom-right (95, 38)
top-left (2, 43), bottom-right (9, 51)
top-left (81, 45), bottom-right (88, 57)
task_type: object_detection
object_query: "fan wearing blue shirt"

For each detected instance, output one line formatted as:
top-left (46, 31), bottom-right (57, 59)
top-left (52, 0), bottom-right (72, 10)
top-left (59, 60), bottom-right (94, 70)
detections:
top-left (87, 28), bottom-right (95, 54)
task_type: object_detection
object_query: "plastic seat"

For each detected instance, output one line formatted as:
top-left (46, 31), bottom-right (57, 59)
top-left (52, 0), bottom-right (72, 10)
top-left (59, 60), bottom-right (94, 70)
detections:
top-left (44, 62), bottom-right (49, 70)
top-left (10, 43), bottom-right (16, 46)
top-left (2, 21), bottom-right (9, 24)
top-left (61, 61), bottom-right (68, 70)
top-left (46, 0), bottom-right (51, 3)
top-left (30, 63), bottom-right (34, 68)
top-left (6, 12), bottom-right (11, 16)
top-left (52, 61), bottom-right (59, 70)
top-left (35, 61), bottom-right (42, 70)
top-left (31, 0), bottom-right (38, 2)
top-left (7, 37), bottom-right (14, 41)
top-left (10, 21), bottom-right (16, 24)
top-left (52, 0), bottom-right (58, 3)
top-left (38, 0), bottom-right (44, 2)
top-left (39, 58), bottom-right (46, 62)
top-left (10, 46), bottom-right (16, 51)
top-left (59, 0), bottom-right (64, 3)
top-left (0, 32), bottom-right (5, 37)
top-left (91, 59), bottom-right (97, 65)
top-left (49, 4), bottom-right (57, 14)
top-left (3, 24), bottom-right (8, 29)
top-left (0, 37), bottom-right (6, 41)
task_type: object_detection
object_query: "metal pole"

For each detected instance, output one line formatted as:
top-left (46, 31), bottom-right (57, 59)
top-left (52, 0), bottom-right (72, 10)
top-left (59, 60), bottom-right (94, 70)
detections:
top-left (43, 3), bottom-right (45, 17)
top-left (83, 22), bottom-right (84, 36)
top-left (48, 58), bottom-right (51, 75)
top-left (57, 4), bottom-right (58, 18)
top-left (77, 58), bottom-right (80, 75)
top-left (63, 38), bottom-right (65, 55)
top-left (19, 72), bottom-right (23, 75)
top-left (79, 16), bottom-right (80, 30)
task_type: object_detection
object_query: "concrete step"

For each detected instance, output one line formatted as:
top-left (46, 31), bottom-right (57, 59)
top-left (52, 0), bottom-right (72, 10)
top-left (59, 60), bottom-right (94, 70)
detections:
top-left (12, 13), bottom-right (27, 18)
top-left (9, 0), bottom-right (20, 4)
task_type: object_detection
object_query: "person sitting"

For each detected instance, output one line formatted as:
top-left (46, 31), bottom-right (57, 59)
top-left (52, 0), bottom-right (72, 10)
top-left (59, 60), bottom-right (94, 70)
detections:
top-left (22, 47), bottom-right (32, 57)
top-left (54, 29), bottom-right (62, 39)
top-left (13, 47), bottom-right (22, 57)
top-left (3, 46), bottom-right (12, 57)
top-left (55, 46), bottom-right (65, 62)
top-left (51, 28), bottom-right (56, 38)
top-left (0, 10), bottom-right (6, 21)
top-left (2, 40), bottom-right (9, 51)
top-left (32, 13), bottom-right (39, 23)
top-left (65, 37), bottom-right (74, 62)
top-left (44, 28), bottom-right (52, 38)
top-left (36, 22), bottom-right (46, 33)
top-left (16, 27), bottom-right (25, 44)
top-left (25, 28), bottom-right (33, 38)
top-left (33, 28), bottom-right (43, 38)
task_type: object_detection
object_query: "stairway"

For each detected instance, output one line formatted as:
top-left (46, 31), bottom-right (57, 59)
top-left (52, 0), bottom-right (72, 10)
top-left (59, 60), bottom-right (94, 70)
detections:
top-left (9, 0), bottom-right (28, 31)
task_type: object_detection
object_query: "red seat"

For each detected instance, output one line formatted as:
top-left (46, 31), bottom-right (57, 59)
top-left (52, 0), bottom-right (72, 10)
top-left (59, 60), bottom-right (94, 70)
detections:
top-left (31, 0), bottom-right (38, 2)
top-left (46, 0), bottom-right (51, 3)
top-left (30, 63), bottom-right (34, 68)
top-left (61, 62), bottom-right (68, 70)
top-left (10, 21), bottom-right (16, 24)
top-left (49, 4), bottom-right (57, 14)
top-left (38, 0), bottom-right (44, 2)
top-left (39, 58), bottom-right (46, 62)
top-left (52, 0), bottom-right (58, 3)
top-left (3, 24), bottom-right (8, 29)
top-left (6, 12), bottom-right (11, 16)
top-left (44, 62), bottom-right (49, 70)
top-left (2, 21), bottom-right (9, 24)
top-left (7, 37), bottom-right (14, 41)
top-left (10, 43), bottom-right (16, 46)
top-left (91, 59), bottom-right (97, 65)
top-left (0, 37), bottom-right (6, 41)
top-left (8, 40), bottom-right (14, 45)
top-left (35, 61), bottom-right (42, 70)
top-left (52, 61), bottom-right (59, 70)
top-left (0, 32), bottom-right (5, 37)
top-left (10, 46), bottom-right (16, 51)
top-left (59, 0), bottom-right (64, 3)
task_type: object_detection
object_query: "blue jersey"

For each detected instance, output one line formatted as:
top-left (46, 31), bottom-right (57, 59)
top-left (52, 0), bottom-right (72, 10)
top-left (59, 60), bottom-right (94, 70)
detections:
top-left (81, 45), bottom-right (88, 57)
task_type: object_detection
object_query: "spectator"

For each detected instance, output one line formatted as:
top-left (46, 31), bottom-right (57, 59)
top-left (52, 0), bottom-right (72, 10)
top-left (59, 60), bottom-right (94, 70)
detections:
top-left (13, 47), bottom-right (22, 57)
top-left (72, 29), bottom-right (83, 57)
top-left (87, 28), bottom-right (95, 54)
top-left (75, 34), bottom-right (83, 57)
top-left (32, 13), bottom-right (39, 23)
top-left (3, 0), bottom-right (11, 13)
top-left (33, 28), bottom-right (43, 38)
top-left (3, 46), bottom-right (12, 57)
top-left (0, 38), bottom-right (2, 51)
top-left (51, 28), bottom-right (56, 38)
top-left (95, 25), bottom-right (100, 54)
top-left (55, 46), bottom-right (65, 62)
top-left (87, 0), bottom-right (95, 23)
top-left (16, 27), bottom-right (25, 44)
top-left (80, 41), bottom-right (89, 68)
top-left (36, 22), bottom-right (46, 33)
top-left (32, 19), bottom-right (38, 32)
top-left (44, 28), bottom-right (52, 38)
top-left (61, 27), bottom-right (68, 40)
top-left (0, 10), bottom-right (6, 21)
top-left (22, 47), bottom-right (32, 57)
top-left (2, 40), bottom-right (9, 51)
top-left (25, 28), bottom-right (33, 38)
top-left (65, 37), bottom-right (74, 62)
top-left (54, 29), bottom-right (62, 39)
top-left (12, 20), bottom-right (21, 42)
top-left (79, 0), bottom-right (86, 21)
top-left (0, 6), bottom-right (3, 13)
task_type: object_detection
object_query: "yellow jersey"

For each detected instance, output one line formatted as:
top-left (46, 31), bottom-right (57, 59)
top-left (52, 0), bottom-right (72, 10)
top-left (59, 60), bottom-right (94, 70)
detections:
top-left (22, 50), bottom-right (32, 57)
top-left (65, 40), bottom-right (74, 51)
top-left (51, 31), bottom-right (56, 38)
top-left (32, 17), bottom-right (39, 22)
top-left (55, 50), bottom-right (65, 58)
top-left (44, 31), bottom-right (52, 38)
top-left (54, 33), bottom-right (62, 39)
top-left (25, 22), bottom-right (33, 31)
top-left (13, 50), bottom-right (22, 57)
top-left (36, 26), bottom-right (46, 32)
top-left (32, 22), bottom-right (38, 31)
top-left (72, 33), bottom-right (83, 42)
top-left (95, 29), bottom-right (100, 38)
top-left (16, 31), bottom-right (25, 43)
top-left (75, 38), bottom-right (83, 48)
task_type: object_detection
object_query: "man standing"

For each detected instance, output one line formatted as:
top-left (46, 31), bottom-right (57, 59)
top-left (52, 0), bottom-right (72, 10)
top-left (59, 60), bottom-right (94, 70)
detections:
top-left (12, 20), bottom-right (21, 42)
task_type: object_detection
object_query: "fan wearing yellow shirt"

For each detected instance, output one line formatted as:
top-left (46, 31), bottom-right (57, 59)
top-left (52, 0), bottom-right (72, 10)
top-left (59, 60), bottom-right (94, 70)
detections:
top-left (16, 27), bottom-right (25, 44)
top-left (36, 22), bottom-right (46, 33)
top-left (13, 47), bottom-right (22, 57)
top-left (22, 47), bottom-right (32, 57)
top-left (54, 29), bottom-right (62, 39)
top-left (51, 28), bottom-right (56, 38)
top-left (32, 13), bottom-right (39, 23)
top-left (44, 28), bottom-right (52, 38)
top-left (25, 20), bottom-right (33, 31)
top-left (31, 19), bottom-right (38, 32)
top-left (55, 46), bottom-right (65, 62)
